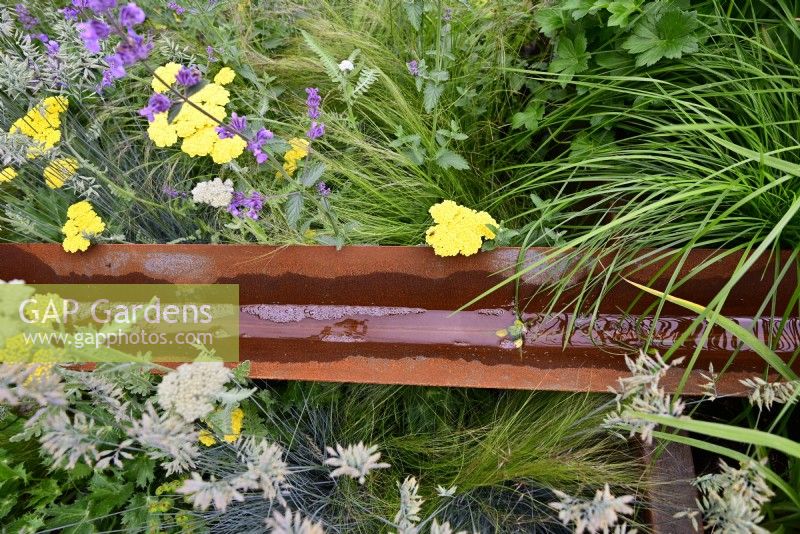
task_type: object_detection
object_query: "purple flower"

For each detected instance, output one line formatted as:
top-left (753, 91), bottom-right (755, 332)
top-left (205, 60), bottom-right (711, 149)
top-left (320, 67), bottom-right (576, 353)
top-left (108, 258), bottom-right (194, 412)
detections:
top-left (228, 191), bottom-right (265, 220)
top-left (77, 19), bottom-right (110, 53)
top-left (114, 30), bottom-right (152, 65)
top-left (138, 93), bottom-right (171, 121)
top-left (305, 87), bottom-right (321, 120)
top-left (15, 4), bottom-right (39, 30)
top-left (306, 121), bottom-right (325, 140)
top-left (119, 2), bottom-right (145, 27)
top-left (247, 127), bottom-right (274, 164)
top-left (216, 112), bottom-right (247, 139)
top-left (206, 45), bottom-right (216, 62)
top-left (443, 7), bottom-right (452, 21)
top-left (316, 181), bottom-right (331, 197)
top-left (176, 66), bottom-right (201, 87)
top-left (163, 184), bottom-right (187, 198)
top-left (168, 1), bottom-right (185, 14)
top-left (46, 40), bottom-right (61, 56)
top-left (87, 0), bottom-right (116, 12)
top-left (407, 60), bottom-right (420, 76)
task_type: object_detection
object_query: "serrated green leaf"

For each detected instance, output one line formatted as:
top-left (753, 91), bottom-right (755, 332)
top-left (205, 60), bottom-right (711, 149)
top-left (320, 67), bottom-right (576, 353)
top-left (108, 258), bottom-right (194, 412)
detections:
top-left (124, 455), bottom-right (156, 489)
top-left (423, 82), bottom-right (444, 113)
top-left (564, 0), bottom-right (596, 19)
top-left (285, 192), bottom-right (303, 230)
top-left (434, 148), bottom-right (470, 170)
top-left (534, 6), bottom-right (569, 37)
top-left (511, 100), bottom-right (545, 131)
top-left (299, 162), bottom-right (326, 188)
top-left (233, 360), bottom-right (251, 381)
top-left (121, 494), bottom-right (149, 531)
top-left (28, 478), bottom-right (61, 510)
top-left (606, 0), bottom-right (641, 27)
top-left (548, 33), bottom-right (591, 86)
top-left (622, 8), bottom-right (700, 66)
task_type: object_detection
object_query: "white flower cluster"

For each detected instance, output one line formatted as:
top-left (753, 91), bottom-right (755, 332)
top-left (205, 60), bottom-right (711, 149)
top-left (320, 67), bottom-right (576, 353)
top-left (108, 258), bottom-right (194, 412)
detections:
top-left (430, 519), bottom-right (467, 534)
top-left (740, 377), bottom-right (799, 411)
top-left (129, 402), bottom-right (200, 475)
top-left (266, 508), bottom-right (326, 534)
top-left (233, 438), bottom-right (290, 504)
top-left (178, 473), bottom-right (245, 513)
top-left (693, 460), bottom-right (773, 534)
top-left (394, 476), bottom-right (423, 534)
top-left (550, 484), bottom-right (636, 534)
top-left (156, 361), bottom-right (233, 421)
top-left (604, 351), bottom-right (685, 444)
top-left (338, 59), bottom-right (354, 72)
top-left (324, 442), bottom-right (390, 484)
top-left (191, 178), bottom-right (234, 208)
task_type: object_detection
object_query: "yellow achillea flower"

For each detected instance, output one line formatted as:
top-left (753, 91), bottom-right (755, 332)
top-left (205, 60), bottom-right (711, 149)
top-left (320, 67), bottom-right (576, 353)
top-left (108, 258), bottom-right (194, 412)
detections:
top-left (425, 200), bottom-right (497, 257)
top-left (151, 62), bottom-right (182, 93)
top-left (23, 363), bottom-right (55, 386)
top-left (61, 200), bottom-right (105, 253)
top-left (213, 67), bottom-right (236, 86)
top-left (199, 408), bottom-right (244, 446)
top-left (43, 157), bottom-right (78, 189)
top-left (0, 167), bottom-right (17, 183)
top-left (280, 137), bottom-right (310, 177)
top-left (147, 65), bottom-right (245, 164)
top-left (9, 96), bottom-right (69, 158)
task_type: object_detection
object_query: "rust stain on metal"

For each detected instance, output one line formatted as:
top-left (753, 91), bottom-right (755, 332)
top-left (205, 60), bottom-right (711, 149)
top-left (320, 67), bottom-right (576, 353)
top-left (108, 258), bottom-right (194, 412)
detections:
top-left (0, 243), bottom-right (796, 394)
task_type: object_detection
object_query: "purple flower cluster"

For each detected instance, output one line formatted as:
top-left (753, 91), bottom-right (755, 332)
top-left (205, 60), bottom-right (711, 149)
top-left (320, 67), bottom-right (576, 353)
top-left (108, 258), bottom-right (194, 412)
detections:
top-left (15, 3), bottom-right (39, 30)
top-left (228, 191), bottom-right (265, 220)
top-left (443, 7), bottom-right (452, 21)
top-left (304, 87), bottom-right (325, 141)
top-left (138, 93), bottom-right (171, 121)
top-left (216, 112), bottom-right (247, 139)
top-left (74, 1), bottom-right (153, 90)
top-left (407, 60), bottom-right (420, 76)
top-left (62, 1), bottom-right (89, 20)
top-left (206, 45), bottom-right (217, 62)
top-left (163, 184), bottom-right (187, 198)
top-left (306, 121), bottom-right (325, 140)
top-left (15, 4), bottom-right (61, 56)
top-left (305, 87), bottom-right (321, 120)
top-left (167, 1), bottom-right (185, 15)
top-left (176, 66), bottom-right (200, 87)
top-left (247, 127), bottom-right (274, 164)
top-left (316, 181), bottom-right (331, 197)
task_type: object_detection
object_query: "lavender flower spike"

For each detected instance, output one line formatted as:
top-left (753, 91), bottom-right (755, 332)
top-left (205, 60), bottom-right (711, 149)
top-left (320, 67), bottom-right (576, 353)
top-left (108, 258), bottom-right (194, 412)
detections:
top-left (307, 121), bottom-right (325, 141)
top-left (228, 191), bottom-right (265, 220)
top-left (77, 19), bottom-right (110, 53)
top-left (87, 0), bottom-right (117, 13)
top-left (407, 60), bottom-right (420, 76)
top-left (317, 181), bottom-right (331, 197)
top-left (119, 2), bottom-right (145, 27)
top-left (305, 87), bottom-right (321, 120)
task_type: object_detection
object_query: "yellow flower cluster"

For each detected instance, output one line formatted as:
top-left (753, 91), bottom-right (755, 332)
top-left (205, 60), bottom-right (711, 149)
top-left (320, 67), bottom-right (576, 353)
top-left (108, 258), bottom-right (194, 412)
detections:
top-left (0, 167), bottom-right (17, 183)
top-left (280, 137), bottom-right (310, 177)
top-left (199, 407), bottom-right (244, 446)
top-left (147, 64), bottom-right (245, 164)
top-left (43, 157), bottom-right (78, 189)
top-left (0, 334), bottom-right (55, 363)
top-left (9, 96), bottom-right (69, 158)
top-left (425, 200), bottom-right (497, 257)
top-left (62, 201), bottom-right (105, 253)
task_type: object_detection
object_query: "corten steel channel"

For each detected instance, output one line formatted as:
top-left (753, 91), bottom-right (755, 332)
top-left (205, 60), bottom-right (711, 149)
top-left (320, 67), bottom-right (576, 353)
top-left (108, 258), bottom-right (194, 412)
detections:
top-left (0, 244), bottom-right (797, 394)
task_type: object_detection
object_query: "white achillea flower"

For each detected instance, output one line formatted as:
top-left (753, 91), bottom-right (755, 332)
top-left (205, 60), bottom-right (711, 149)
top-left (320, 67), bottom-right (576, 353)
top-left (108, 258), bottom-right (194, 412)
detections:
top-left (324, 442), bottom-right (390, 484)
top-left (549, 484), bottom-right (635, 534)
top-left (265, 508), bottom-right (325, 534)
top-left (394, 476), bottom-right (423, 534)
top-left (338, 59), bottom-right (354, 72)
top-left (156, 361), bottom-right (233, 421)
top-left (191, 177), bottom-right (234, 208)
top-left (178, 473), bottom-right (245, 512)
top-left (739, 377), bottom-right (799, 411)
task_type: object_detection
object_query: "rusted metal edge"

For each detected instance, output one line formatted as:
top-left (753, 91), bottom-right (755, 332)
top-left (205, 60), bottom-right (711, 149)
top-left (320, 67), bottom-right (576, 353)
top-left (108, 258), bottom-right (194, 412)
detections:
top-left (0, 244), bottom-right (796, 394)
top-left (644, 440), bottom-right (701, 533)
